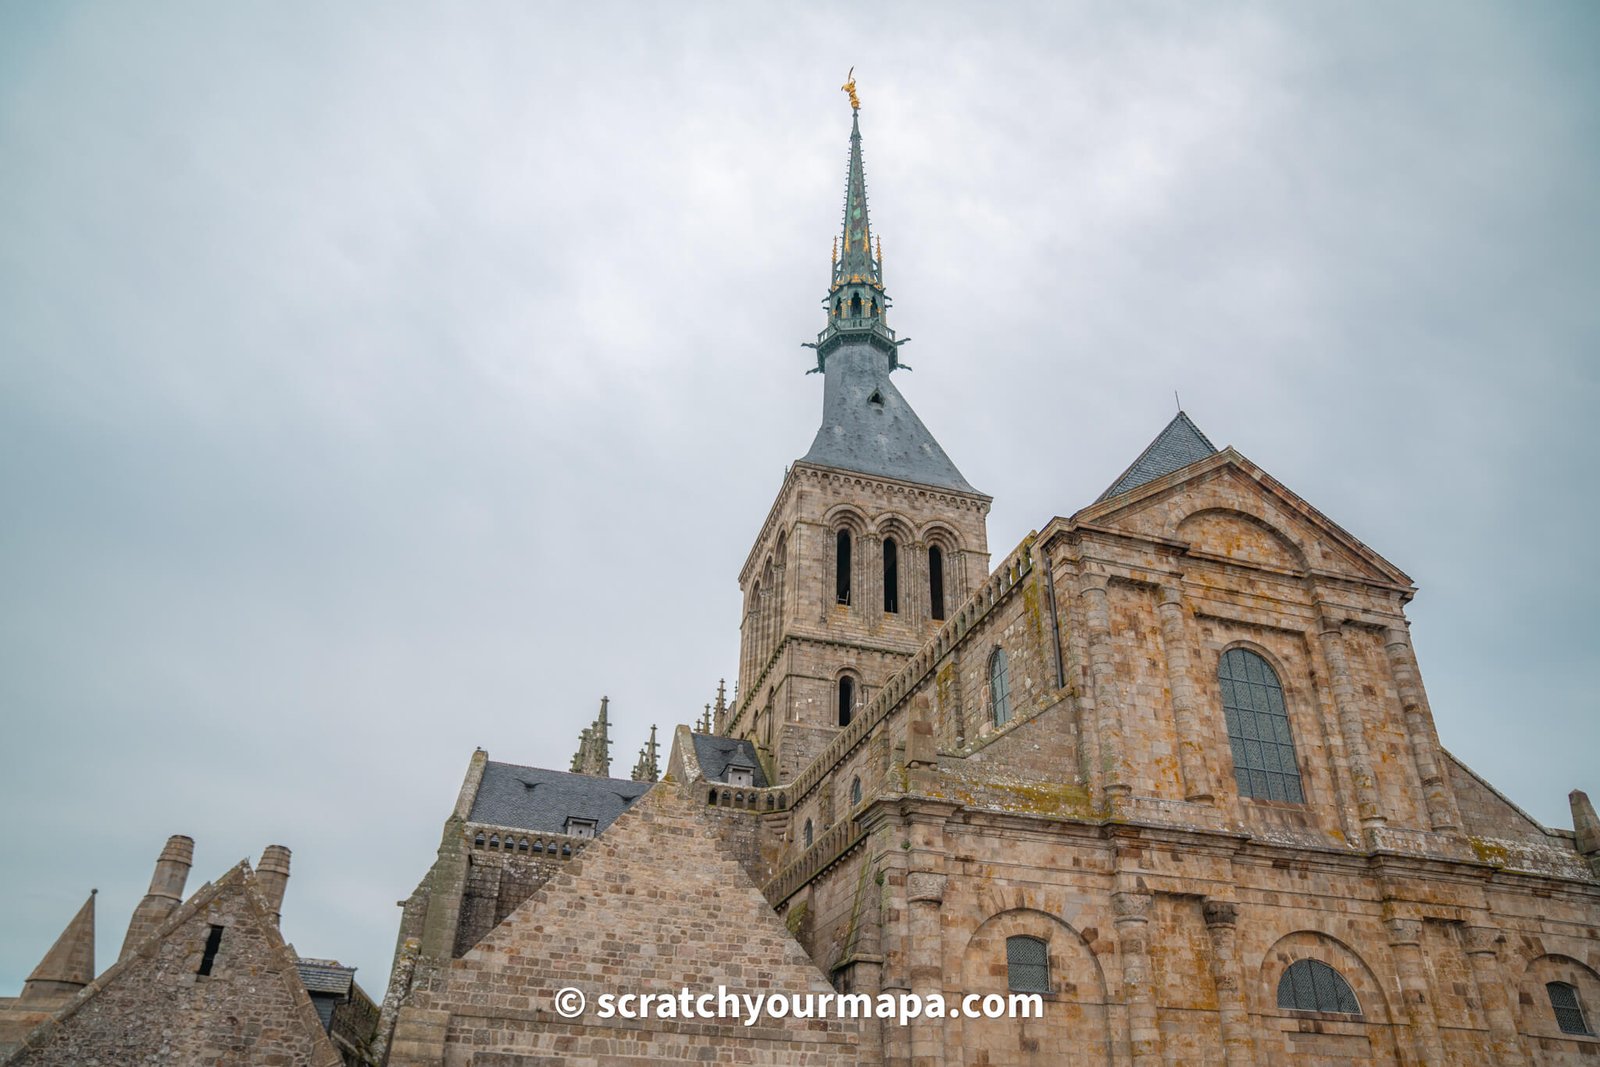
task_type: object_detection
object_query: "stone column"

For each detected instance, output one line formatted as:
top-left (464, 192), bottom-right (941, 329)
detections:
top-left (1158, 585), bottom-right (1214, 803)
top-left (1383, 916), bottom-right (1444, 1066)
top-left (1316, 610), bottom-right (1385, 831)
top-left (906, 872), bottom-right (947, 1067)
top-left (1462, 925), bottom-right (1528, 1066)
top-left (1383, 626), bottom-right (1461, 834)
top-left (1201, 901), bottom-right (1256, 1067)
top-left (1082, 575), bottom-right (1131, 808)
top-left (1113, 890), bottom-right (1161, 1066)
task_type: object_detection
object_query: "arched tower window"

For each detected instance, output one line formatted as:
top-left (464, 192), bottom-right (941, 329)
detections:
top-left (989, 647), bottom-right (1011, 725)
top-left (1219, 648), bottom-right (1304, 803)
top-left (850, 293), bottom-right (862, 317)
top-left (1277, 959), bottom-right (1360, 1015)
top-left (837, 676), bottom-right (855, 727)
top-left (1549, 982), bottom-right (1593, 1036)
top-left (1006, 936), bottom-right (1049, 993)
top-left (883, 537), bottom-right (899, 614)
top-left (835, 529), bottom-right (852, 605)
top-left (928, 545), bottom-right (945, 621)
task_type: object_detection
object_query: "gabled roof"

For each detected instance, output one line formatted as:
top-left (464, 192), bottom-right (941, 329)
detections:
top-left (295, 958), bottom-right (356, 996)
top-left (800, 341), bottom-right (977, 494)
top-left (467, 762), bottom-right (650, 836)
top-left (1096, 410), bottom-right (1218, 502)
top-left (690, 733), bottom-right (769, 787)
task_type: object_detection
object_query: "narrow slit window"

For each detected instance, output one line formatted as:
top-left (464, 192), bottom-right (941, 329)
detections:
top-left (197, 924), bottom-right (225, 977)
top-left (838, 676), bottom-right (855, 727)
top-left (883, 537), bottom-right (899, 614)
top-left (990, 647), bottom-right (1012, 725)
top-left (1006, 936), bottom-right (1049, 993)
top-left (850, 776), bottom-right (862, 806)
top-left (803, 819), bottom-right (814, 848)
top-left (1549, 982), bottom-right (1593, 1036)
top-left (1219, 648), bottom-right (1304, 803)
top-left (835, 530), bottom-right (852, 605)
top-left (928, 546), bottom-right (945, 621)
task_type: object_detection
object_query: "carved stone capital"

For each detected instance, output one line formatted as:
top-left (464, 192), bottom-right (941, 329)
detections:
top-left (1202, 900), bottom-right (1238, 930)
top-left (1383, 917), bottom-right (1422, 946)
top-left (906, 871), bottom-right (946, 905)
top-left (1462, 925), bottom-right (1504, 958)
top-left (1112, 890), bottom-right (1153, 923)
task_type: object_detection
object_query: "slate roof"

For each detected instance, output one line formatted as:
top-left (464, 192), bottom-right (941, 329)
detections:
top-left (1096, 411), bottom-right (1219, 503)
top-left (690, 733), bottom-right (768, 787)
top-left (800, 341), bottom-right (977, 494)
top-left (296, 958), bottom-right (356, 996)
top-left (468, 762), bottom-right (651, 835)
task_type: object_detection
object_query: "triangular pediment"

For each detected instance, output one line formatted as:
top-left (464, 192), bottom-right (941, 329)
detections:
top-left (1075, 448), bottom-right (1411, 587)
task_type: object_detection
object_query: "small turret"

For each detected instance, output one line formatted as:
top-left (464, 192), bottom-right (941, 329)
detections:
top-left (255, 845), bottom-right (292, 926)
top-left (119, 834), bottom-right (193, 961)
top-left (19, 890), bottom-right (95, 1004)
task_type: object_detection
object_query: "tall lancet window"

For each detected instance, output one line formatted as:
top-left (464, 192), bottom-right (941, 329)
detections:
top-left (989, 648), bottom-right (1012, 725)
top-left (882, 538), bottom-right (899, 614)
top-left (928, 546), bottom-right (945, 621)
top-left (835, 530), bottom-right (852, 605)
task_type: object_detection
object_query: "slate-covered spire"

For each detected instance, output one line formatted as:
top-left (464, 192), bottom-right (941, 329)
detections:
top-left (811, 72), bottom-right (897, 369)
top-left (20, 890), bottom-right (95, 1002)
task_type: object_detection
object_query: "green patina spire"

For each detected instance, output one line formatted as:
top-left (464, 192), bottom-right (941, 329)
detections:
top-left (809, 73), bottom-right (898, 371)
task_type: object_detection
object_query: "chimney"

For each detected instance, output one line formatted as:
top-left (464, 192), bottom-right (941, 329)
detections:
top-left (256, 845), bottom-right (292, 926)
top-left (119, 834), bottom-right (193, 961)
top-left (1571, 790), bottom-right (1600, 875)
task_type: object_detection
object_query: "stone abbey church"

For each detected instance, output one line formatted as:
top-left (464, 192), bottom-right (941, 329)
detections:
top-left (5, 94), bottom-right (1600, 1067)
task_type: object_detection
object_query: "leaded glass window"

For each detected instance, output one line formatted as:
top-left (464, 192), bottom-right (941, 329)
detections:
top-left (1219, 648), bottom-right (1304, 803)
top-left (990, 648), bottom-right (1012, 726)
top-left (1549, 982), bottom-right (1593, 1036)
top-left (1006, 936), bottom-right (1049, 993)
top-left (1277, 959), bottom-right (1360, 1014)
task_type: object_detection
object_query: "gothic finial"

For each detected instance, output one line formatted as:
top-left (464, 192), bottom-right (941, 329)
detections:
top-left (841, 67), bottom-right (860, 111)
top-left (831, 235), bottom-right (838, 265)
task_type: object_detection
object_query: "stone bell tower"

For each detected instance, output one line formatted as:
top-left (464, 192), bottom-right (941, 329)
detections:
top-left (728, 78), bottom-right (991, 782)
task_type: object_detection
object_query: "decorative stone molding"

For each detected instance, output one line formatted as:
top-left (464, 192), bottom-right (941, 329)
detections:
top-left (906, 872), bottom-right (946, 905)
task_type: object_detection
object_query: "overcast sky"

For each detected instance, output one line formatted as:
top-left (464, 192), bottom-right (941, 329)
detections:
top-left (2, 2), bottom-right (1596, 995)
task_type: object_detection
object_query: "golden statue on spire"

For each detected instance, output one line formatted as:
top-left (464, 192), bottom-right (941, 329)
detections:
top-left (841, 67), bottom-right (860, 111)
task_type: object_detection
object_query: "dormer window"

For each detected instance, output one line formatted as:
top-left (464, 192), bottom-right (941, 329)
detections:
top-left (728, 765), bottom-right (754, 788)
top-left (564, 817), bottom-right (597, 839)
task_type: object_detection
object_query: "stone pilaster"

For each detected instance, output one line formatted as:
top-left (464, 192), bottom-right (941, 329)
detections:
top-left (1461, 924), bottom-right (1528, 1067)
top-left (1383, 626), bottom-right (1461, 834)
top-left (1083, 574), bottom-right (1131, 808)
top-left (906, 871), bottom-right (947, 1067)
top-left (1113, 890), bottom-right (1160, 1066)
top-left (1316, 609), bottom-right (1385, 831)
top-left (1383, 915), bottom-right (1444, 1066)
top-left (1201, 901), bottom-right (1255, 1067)
top-left (1158, 585), bottom-right (1214, 803)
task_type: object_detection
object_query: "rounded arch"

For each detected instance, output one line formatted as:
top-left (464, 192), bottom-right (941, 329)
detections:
top-left (872, 511), bottom-right (917, 545)
top-left (1518, 953), bottom-right (1600, 1040)
top-left (1216, 645), bottom-right (1305, 804)
top-left (1256, 930), bottom-right (1393, 1024)
top-left (917, 520), bottom-right (963, 553)
top-left (1172, 507), bottom-right (1310, 571)
top-left (822, 504), bottom-right (870, 537)
top-left (960, 908), bottom-right (1110, 1067)
top-left (833, 668), bottom-right (861, 728)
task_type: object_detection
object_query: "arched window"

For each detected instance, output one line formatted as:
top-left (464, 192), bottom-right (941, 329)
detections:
top-left (850, 293), bottom-right (862, 317)
top-left (835, 529), bottom-right (852, 605)
top-left (1277, 959), bottom-right (1360, 1015)
top-left (803, 819), bottom-right (814, 848)
top-left (850, 776), bottom-right (862, 806)
top-left (883, 537), bottom-right (899, 614)
top-left (1219, 648), bottom-right (1304, 803)
top-left (928, 545), bottom-right (945, 621)
top-left (989, 647), bottom-right (1012, 725)
top-left (1549, 982), bottom-right (1593, 1036)
top-left (837, 675), bottom-right (855, 727)
top-left (1006, 936), bottom-right (1049, 993)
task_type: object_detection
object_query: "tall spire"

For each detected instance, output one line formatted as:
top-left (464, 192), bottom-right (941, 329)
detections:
top-left (809, 71), bottom-right (898, 370)
top-left (570, 696), bottom-right (613, 777)
top-left (20, 890), bottom-right (95, 1003)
